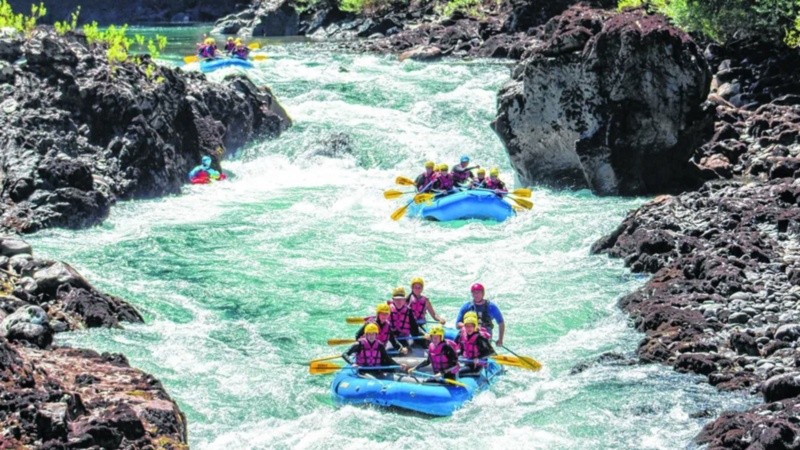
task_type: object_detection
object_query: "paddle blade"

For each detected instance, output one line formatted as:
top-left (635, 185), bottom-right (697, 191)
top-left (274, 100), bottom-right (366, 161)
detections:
top-left (345, 317), bottom-right (366, 324)
top-left (183, 55), bottom-right (199, 64)
top-left (413, 193), bottom-right (435, 204)
top-left (247, 42), bottom-right (261, 50)
top-left (445, 378), bottom-right (468, 388)
top-left (327, 338), bottom-right (357, 346)
top-left (395, 176), bottom-right (416, 186)
top-left (310, 354), bottom-right (342, 363)
top-left (309, 361), bottom-right (343, 375)
top-left (383, 189), bottom-right (406, 200)
top-left (390, 204), bottom-right (409, 221)
top-left (511, 188), bottom-right (532, 198)
top-left (251, 54), bottom-right (268, 61)
top-left (493, 355), bottom-right (541, 371)
top-left (510, 196), bottom-right (533, 210)
top-left (512, 205), bottom-right (523, 212)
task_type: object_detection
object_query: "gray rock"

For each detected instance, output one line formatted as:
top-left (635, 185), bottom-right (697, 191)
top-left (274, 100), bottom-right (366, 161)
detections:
top-left (775, 324), bottom-right (800, 342)
top-left (0, 305), bottom-right (52, 348)
top-left (0, 237), bottom-right (32, 257)
top-left (762, 373), bottom-right (800, 402)
top-left (32, 261), bottom-right (90, 294)
top-left (728, 312), bottom-right (751, 324)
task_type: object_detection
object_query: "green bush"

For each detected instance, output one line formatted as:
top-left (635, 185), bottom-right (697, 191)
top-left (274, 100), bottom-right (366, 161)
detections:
top-left (0, 0), bottom-right (46, 34)
top-left (618, 0), bottom-right (800, 47)
top-left (441, 0), bottom-right (481, 17)
top-left (54, 6), bottom-right (80, 35)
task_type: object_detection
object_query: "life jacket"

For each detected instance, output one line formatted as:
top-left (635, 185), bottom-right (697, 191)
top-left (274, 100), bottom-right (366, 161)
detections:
top-left (485, 178), bottom-right (506, 190)
top-left (390, 303), bottom-right (412, 337)
top-left (436, 174), bottom-right (454, 191)
top-left (429, 340), bottom-right (460, 375)
top-left (417, 172), bottom-right (435, 191)
top-left (472, 177), bottom-right (487, 188)
top-left (355, 338), bottom-right (383, 366)
top-left (365, 316), bottom-right (391, 345)
top-left (233, 47), bottom-right (249, 59)
top-left (459, 330), bottom-right (483, 359)
top-left (224, 42), bottom-right (236, 53)
top-left (452, 166), bottom-right (471, 183)
top-left (466, 301), bottom-right (495, 332)
top-left (198, 45), bottom-right (216, 58)
top-left (407, 293), bottom-right (428, 322)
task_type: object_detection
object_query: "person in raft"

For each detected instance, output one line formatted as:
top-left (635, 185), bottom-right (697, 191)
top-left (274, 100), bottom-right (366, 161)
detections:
top-left (407, 277), bottom-right (446, 326)
top-left (470, 168), bottom-right (487, 189)
top-left (343, 323), bottom-right (407, 375)
top-left (406, 326), bottom-right (460, 380)
top-left (196, 37), bottom-right (217, 59)
top-left (457, 312), bottom-right (496, 376)
top-left (485, 168), bottom-right (507, 194)
top-left (456, 283), bottom-right (505, 347)
top-left (415, 161), bottom-right (436, 192)
top-left (451, 154), bottom-right (478, 187)
top-left (355, 304), bottom-right (409, 355)
top-left (388, 287), bottom-right (423, 348)
top-left (432, 164), bottom-right (455, 194)
top-left (231, 39), bottom-right (250, 60)
top-left (188, 155), bottom-right (224, 184)
top-left (224, 37), bottom-right (236, 54)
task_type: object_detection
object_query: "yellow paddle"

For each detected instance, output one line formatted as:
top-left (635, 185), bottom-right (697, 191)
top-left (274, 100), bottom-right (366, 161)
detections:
top-left (492, 355), bottom-right (541, 371)
top-left (509, 188), bottom-right (532, 198)
top-left (327, 338), bottom-right (358, 346)
top-left (310, 354), bottom-right (342, 363)
top-left (309, 361), bottom-right (346, 375)
top-left (247, 42), bottom-right (261, 50)
top-left (183, 55), bottom-right (199, 64)
top-left (346, 317), bottom-right (366, 324)
top-left (395, 176), bottom-right (416, 186)
top-left (409, 370), bottom-right (467, 388)
top-left (391, 203), bottom-right (411, 221)
top-left (413, 193), bottom-right (435, 204)
top-left (497, 345), bottom-right (542, 371)
top-left (384, 189), bottom-right (413, 199)
top-left (507, 196), bottom-right (533, 210)
top-left (251, 54), bottom-right (268, 61)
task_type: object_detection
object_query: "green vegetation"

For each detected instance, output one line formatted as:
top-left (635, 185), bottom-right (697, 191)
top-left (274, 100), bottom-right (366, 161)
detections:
top-left (0, 0), bottom-right (46, 34)
top-left (618, 0), bottom-right (800, 47)
top-left (54, 6), bottom-right (80, 35)
top-left (440, 0), bottom-right (481, 17)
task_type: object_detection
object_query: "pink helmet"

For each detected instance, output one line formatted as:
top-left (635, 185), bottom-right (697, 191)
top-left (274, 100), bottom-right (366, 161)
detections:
top-left (470, 283), bottom-right (485, 292)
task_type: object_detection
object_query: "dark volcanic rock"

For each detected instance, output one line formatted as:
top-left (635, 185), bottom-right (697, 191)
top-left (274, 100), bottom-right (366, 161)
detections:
top-left (0, 28), bottom-right (290, 233)
top-left (212, 0), bottom-right (300, 37)
top-left (493, 7), bottom-right (713, 195)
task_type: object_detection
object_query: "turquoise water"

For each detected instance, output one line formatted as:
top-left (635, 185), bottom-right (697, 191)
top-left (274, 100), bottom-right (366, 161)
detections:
top-left (26, 29), bottom-right (753, 449)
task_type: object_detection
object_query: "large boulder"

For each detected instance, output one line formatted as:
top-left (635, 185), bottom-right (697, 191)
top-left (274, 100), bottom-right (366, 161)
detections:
top-left (493, 6), bottom-right (713, 195)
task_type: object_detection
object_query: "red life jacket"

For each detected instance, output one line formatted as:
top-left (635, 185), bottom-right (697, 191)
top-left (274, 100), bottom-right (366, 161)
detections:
top-left (355, 338), bottom-right (382, 366)
top-left (458, 330), bottom-right (483, 359)
top-left (429, 340), bottom-right (460, 375)
top-left (390, 303), bottom-right (412, 337)
top-left (437, 174), bottom-right (454, 190)
top-left (408, 294), bottom-right (428, 322)
top-left (365, 316), bottom-right (391, 345)
top-left (485, 178), bottom-right (506, 190)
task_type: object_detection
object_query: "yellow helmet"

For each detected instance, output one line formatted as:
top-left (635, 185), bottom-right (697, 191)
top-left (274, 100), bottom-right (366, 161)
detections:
top-left (227, 37), bottom-right (234, 41)
top-left (464, 314), bottom-right (479, 326)
top-left (464, 311), bottom-right (478, 320)
top-left (365, 323), bottom-right (379, 334)
top-left (204, 37), bottom-right (215, 45)
top-left (424, 161), bottom-right (435, 169)
top-left (376, 303), bottom-right (391, 314)
top-left (410, 277), bottom-right (424, 287)
top-left (490, 167), bottom-right (499, 176)
top-left (429, 326), bottom-right (445, 337)
top-left (392, 287), bottom-right (406, 297)
top-left (477, 168), bottom-right (486, 174)
top-left (234, 38), bottom-right (243, 45)
top-left (439, 164), bottom-right (448, 172)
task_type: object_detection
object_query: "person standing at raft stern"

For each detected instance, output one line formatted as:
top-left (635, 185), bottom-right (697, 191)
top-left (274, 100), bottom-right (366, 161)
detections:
top-left (456, 283), bottom-right (505, 347)
top-left (457, 314), bottom-right (495, 376)
top-left (451, 155), bottom-right (478, 187)
top-left (389, 287), bottom-right (422, 348)
top-left (355, 304), bottom-right (409, 355)
top-left (407, 277), bottom-right (445, 325)
top-left (407, 326), bottom-right (460, 380)
top-left (415, 161), bottom-right (436, 192)
top-left (343, 324), bottom-right (407, 376)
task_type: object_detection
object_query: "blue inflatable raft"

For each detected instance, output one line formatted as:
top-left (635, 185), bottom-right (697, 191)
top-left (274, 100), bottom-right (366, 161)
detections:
top-left (331, 346), bottom-right (503, 416)
top-left (199, 58), bottom-right (254, 73)
top-left (407, 190), bottom-right (514, 222)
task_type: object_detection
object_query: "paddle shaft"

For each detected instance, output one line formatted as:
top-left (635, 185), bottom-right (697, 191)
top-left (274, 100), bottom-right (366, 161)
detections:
top-left (500, 344), bottom-right (541, 371)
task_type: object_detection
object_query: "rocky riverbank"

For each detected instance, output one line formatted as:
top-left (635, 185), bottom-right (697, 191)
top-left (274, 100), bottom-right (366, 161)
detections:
top-left (0, 235), bottom-right (187, 448)
top-left (0, 27), bottom-right (291, 234)
top-left (577, 15), bottom-right (800, 450)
